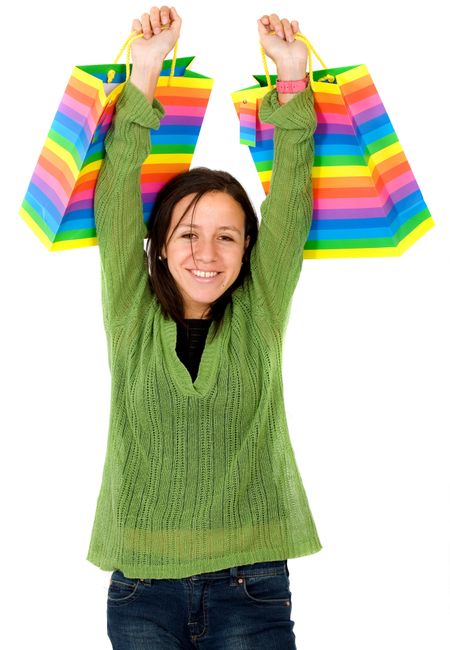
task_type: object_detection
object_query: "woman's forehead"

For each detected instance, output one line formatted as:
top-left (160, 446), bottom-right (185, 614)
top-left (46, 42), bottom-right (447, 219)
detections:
top-left (171, 192), bottom-right (245, 228)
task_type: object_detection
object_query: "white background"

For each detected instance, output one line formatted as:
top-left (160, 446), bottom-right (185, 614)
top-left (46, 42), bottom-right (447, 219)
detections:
top-left (2, 1), bottom-right (449, 648)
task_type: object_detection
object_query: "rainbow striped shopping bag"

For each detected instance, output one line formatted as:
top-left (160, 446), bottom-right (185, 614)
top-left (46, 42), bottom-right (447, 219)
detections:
top-left (20, 33), bottom-right (213, 251)
top-left (231, 34), bottom-right (434, 258)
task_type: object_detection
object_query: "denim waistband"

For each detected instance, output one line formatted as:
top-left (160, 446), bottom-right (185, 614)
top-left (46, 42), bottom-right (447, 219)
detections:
top-left (112, 559), bottom-right (288, 584)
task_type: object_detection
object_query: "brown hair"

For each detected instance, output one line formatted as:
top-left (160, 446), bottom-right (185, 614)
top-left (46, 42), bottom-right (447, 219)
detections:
top-left (145, 167), bottom-right (259, 340)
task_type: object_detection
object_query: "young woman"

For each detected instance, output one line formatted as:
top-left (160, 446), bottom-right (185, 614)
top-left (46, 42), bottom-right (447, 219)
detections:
top-left (88, 6), bottom-right (322, 648)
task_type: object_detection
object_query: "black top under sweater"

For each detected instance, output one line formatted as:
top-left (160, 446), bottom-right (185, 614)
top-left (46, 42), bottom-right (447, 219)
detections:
top-left (175, 318), bottom-right (212, 383)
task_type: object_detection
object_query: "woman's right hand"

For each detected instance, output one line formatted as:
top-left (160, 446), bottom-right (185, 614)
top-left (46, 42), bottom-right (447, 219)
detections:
top-left (130, 6), bottom-right (181, 70)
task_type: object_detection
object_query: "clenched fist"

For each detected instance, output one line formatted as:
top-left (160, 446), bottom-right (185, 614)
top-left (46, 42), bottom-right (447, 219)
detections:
top-left (130, 6), bottom-right (182, 69)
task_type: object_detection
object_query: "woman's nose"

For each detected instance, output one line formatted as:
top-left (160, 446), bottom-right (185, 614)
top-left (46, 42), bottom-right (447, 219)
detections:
top-left (194, 240), bottom-right (218, 262)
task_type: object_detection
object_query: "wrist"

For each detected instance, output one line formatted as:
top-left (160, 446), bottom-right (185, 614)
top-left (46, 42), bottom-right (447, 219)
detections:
top-left (130, 59), bottom-right (164, 77)
top-left (129, 63), bottom-right (163, 101)
top-left (276, 61), bottom-right (307, 81)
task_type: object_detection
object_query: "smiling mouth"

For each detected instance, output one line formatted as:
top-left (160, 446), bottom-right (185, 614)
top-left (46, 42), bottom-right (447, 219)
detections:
top-left (187, 269), bottom-right (222, 281)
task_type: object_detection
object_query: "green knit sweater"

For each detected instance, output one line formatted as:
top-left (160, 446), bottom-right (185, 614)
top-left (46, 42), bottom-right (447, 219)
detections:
top-left (87, 79), bottom-right (322, 579)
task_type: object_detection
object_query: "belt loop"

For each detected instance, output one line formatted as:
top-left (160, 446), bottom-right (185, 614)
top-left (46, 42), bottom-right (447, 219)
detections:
top-left (285, 560), bottom-right (289, 576)
top-left (229, 565), bottom-right (239, 585)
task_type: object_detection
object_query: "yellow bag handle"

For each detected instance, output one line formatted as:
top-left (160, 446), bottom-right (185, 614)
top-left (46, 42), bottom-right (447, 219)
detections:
top-left (260, 32), bottom-right (334, 88)
top-left (107, 24), bottom-right (178, 85)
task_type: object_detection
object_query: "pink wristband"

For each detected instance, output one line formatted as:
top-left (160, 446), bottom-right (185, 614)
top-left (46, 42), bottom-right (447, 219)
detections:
top-left (276, 76), bottom-right (309, 94)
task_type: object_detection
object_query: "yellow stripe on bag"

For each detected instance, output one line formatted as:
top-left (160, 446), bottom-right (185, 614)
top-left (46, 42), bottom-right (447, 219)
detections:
top-left (144, 154), bottom-right (193, 165)
top-left (337, 65), bottom-right (370, 85)
top-left (259, 171), bottom-right (272, 183)
top-left (44, 138), bottom-right (79, 180)
top-left (368, 142), bottom-right (403, 170)
top-left (51, 237), bottom-right (98, 251)
top-left (312, 166), bottom-right (372, 178)
top-left (157, 76), bottom-right (214, 89)
top-left (79, 160), bottom-right (102, 176)
top-left (71, 66), bottom-right (104, 92)
top-left (313, 82), bottom-right (341, 95)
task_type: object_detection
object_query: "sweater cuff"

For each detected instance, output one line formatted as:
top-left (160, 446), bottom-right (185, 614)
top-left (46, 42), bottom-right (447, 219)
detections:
top-left (259, 83), bottom-right (316, 133)
top-left (115, 79), bottom-right (165, 130)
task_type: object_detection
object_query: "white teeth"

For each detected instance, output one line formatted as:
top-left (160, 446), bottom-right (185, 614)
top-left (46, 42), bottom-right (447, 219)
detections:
top-left (191, 270), bottom-right (218, 278)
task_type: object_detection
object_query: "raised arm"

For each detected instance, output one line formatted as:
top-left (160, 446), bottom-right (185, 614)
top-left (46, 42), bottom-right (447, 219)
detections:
top-left (245, 14), bottom-right (316, 330)
top-left (94, 6), bottom-right (181, 330)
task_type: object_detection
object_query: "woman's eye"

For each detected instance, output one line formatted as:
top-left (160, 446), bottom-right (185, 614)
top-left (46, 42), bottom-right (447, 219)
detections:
top-left (181, 234), bottom-right (233, 241)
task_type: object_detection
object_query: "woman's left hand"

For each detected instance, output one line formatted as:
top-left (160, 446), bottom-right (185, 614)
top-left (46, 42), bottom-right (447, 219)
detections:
top-left (257, 13), bottom-right (307, 77)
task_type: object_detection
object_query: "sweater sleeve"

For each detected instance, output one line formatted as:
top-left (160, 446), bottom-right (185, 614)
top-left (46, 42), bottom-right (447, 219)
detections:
top-left (246, 83), bottom-right (316, 328)
top-left (94, 79), bottom-right (165, 330)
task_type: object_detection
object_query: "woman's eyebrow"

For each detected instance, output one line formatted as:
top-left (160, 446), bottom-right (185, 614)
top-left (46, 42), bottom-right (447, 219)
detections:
top-left (176, 223), bottom-right (241, 234)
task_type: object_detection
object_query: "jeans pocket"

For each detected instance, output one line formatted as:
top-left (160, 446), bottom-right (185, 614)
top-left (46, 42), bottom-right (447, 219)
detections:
top-left (107, 570), bottom-right (142, 607)
top-left (240, 572), bottom-right (292, 607)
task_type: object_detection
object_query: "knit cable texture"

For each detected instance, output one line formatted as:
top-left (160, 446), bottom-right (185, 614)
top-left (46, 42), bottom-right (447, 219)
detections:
top-left (87, 79), bottom-right (322, 579)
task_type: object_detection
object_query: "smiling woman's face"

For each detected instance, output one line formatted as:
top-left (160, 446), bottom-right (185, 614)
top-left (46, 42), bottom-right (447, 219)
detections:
top-left (162, 191), bottom-right (250, 319)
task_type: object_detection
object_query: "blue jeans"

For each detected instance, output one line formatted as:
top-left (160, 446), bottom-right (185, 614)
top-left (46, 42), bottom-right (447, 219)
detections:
top-left (107, 559), bottom-right (297, 649)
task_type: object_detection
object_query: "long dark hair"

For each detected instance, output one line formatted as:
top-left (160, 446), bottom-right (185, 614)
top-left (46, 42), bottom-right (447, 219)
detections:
top-left (145, 167), bottom-right (259, 340)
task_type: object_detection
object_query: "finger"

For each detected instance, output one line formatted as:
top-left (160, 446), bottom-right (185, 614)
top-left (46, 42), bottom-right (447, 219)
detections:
top-left (160, 5), bottom-right (171, 25)
top-left (281, 18), bottom-right (294, 42)
top-left (141, 13), bottom-right (152, 38)
top-left (258, 15), bottom-right (270, 33)
top-left (168, 6), bottom-right (182, 29)
top-left (150, 6), bottom-right (162, 34)
top-left (131, 18), bottom-right (142, 34)
top-left (269, 13), bottom-right (283, 37)
top-left (257, 18), bottom-right (270, 39)
top-left (292, 20), bottom-right (300, 35)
